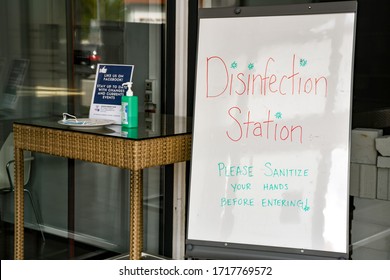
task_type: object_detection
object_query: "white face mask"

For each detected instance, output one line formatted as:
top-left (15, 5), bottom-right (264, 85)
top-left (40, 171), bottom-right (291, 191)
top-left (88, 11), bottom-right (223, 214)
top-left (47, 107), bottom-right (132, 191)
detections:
top-left (62, 113), bottom-right (87, 125)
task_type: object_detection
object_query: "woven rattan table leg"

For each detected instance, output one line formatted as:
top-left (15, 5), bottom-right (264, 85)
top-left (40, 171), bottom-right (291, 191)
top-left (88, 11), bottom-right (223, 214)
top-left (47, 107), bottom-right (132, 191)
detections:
top-left (14, 147), bottom-right (25, 260)
top-left (130, 169), bottom-right (143, 260)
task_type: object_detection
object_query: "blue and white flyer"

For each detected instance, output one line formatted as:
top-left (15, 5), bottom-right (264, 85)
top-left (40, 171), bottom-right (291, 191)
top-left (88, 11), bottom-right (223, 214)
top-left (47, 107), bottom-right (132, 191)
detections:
top-left (89, 64), bottom-right (134, 124)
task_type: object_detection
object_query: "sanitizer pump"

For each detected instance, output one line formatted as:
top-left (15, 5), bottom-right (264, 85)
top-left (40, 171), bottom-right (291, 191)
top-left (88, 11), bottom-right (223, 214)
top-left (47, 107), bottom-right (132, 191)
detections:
top-left (121, 82), bottom-right (138, 128)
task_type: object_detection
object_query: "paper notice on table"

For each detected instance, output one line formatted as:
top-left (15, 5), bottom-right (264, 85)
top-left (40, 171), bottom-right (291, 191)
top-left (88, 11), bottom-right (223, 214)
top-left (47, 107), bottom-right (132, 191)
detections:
top-left (89, 64), bottom-right (134, 124)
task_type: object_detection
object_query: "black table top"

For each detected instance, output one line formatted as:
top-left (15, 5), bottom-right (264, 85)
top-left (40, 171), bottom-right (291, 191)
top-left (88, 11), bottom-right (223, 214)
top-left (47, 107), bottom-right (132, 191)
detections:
top-left (14, 113), bottom-right (192, 140)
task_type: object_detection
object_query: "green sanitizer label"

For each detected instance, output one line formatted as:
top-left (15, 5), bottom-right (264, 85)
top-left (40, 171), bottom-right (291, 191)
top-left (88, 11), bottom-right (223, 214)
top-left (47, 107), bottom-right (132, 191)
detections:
top-left (121, 102), bottom-right (128, 124)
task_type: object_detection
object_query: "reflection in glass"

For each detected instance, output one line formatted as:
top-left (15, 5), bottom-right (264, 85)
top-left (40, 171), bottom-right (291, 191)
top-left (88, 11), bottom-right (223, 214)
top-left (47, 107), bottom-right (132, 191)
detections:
top-left (0, 0), bottom-right (167, 259)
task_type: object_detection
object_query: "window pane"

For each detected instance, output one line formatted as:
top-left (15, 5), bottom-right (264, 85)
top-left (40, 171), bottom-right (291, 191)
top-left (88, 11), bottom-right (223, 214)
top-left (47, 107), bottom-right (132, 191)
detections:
top-left (0, 1), bottom-right (70, 253)
top-left (0, 0), bottom-right (167, 259)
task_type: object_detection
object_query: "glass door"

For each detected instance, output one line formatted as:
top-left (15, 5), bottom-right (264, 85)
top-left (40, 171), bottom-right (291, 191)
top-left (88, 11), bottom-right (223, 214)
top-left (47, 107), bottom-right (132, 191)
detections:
top-left (0, 0), bottom-right (173, 259)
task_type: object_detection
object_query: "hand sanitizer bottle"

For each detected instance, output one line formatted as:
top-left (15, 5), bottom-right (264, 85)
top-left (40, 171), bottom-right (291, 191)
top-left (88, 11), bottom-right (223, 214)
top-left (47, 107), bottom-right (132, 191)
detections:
top-left (121, 82), bottom-right (138, 128)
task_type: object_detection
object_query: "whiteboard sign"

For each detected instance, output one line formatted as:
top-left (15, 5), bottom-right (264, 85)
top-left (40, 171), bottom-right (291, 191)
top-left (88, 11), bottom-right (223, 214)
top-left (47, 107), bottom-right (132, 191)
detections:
top-left (187, 2), bottom-right (357, 258)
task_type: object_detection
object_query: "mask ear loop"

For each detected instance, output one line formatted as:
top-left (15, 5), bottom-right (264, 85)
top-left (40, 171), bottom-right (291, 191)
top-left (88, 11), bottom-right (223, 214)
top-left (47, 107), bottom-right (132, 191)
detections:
top-left (62, 113), bottom-right (78, 121)
top-left (62, 113), bottom-right (86, 124)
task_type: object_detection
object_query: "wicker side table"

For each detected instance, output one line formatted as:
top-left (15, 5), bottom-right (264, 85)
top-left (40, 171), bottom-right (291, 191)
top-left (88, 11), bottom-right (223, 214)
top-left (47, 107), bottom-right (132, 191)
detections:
top-left (13, 121), bottom-right (191, 260)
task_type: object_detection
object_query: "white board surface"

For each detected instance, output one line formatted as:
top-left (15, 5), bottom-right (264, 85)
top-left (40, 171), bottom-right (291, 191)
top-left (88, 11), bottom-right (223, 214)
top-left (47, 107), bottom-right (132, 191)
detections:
top-left (188, 7), bottom-right (356, 255)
